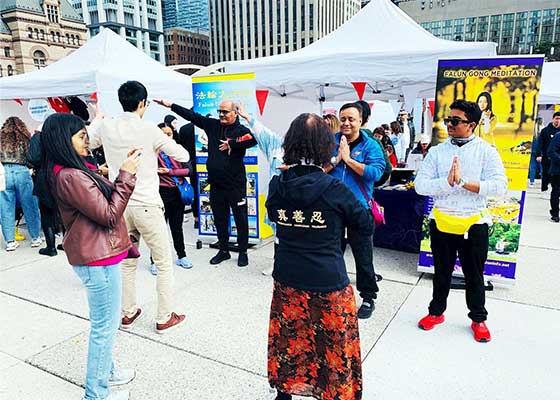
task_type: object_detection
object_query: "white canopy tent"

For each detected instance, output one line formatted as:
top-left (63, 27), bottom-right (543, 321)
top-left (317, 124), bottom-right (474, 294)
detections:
top-left (213, 0), bottom-right (496, 104)
top-left (0, 29), bottom-right (192, 123)
top-left (540, 62), bottom-right (560, 104)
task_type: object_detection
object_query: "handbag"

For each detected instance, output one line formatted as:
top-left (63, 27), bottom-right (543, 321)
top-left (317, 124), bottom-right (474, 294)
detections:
top-left (350, 170), bottom-right (385, 228)
top-left (126, 235), bottom-right (140, 259)
top-left (160, 151), bottom-right (195, 206)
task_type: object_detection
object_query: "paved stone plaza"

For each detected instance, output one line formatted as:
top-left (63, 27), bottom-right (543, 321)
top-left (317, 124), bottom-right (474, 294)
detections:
top-left (1, 186), bottom-right (559, 400)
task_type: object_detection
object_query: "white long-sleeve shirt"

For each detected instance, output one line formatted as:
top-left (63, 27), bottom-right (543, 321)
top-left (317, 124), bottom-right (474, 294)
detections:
top-left (88, 112), bottom-right (189, 208)
top-left (415, 136), bottom-right (507, 221)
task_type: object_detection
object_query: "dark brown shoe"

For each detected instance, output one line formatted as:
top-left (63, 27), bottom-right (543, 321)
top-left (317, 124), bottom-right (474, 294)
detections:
top-left (156, 312), bottom-right (186, 334)
top-left (121, 308), bottom-right (142, 330)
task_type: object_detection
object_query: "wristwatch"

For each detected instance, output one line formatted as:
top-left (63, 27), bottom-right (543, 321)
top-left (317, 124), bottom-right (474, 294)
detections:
top-left (458, 177), bottom-right (468, 188)
top-left (330, 156), bottom-right (338, 169)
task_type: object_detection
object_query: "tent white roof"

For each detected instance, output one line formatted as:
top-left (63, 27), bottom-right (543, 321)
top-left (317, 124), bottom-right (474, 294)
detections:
top-left (0, 29), bottom-right (192, 115)
top-left (219, 0), bottom-right (496, 101)
top-left (540, 62), bottom-right (560, 104)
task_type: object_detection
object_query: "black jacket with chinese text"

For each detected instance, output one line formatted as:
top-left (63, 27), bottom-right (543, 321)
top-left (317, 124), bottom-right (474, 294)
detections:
top-left (266, 165), bottom-right (373, 292)
top-left (171, 104), bottom-right (257, 189)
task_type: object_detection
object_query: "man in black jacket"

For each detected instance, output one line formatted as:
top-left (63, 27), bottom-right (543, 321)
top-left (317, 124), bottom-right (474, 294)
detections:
top-left (155, 99), bottom-right (257, 267)
top-left (536, 112), bottom-right (560, 197)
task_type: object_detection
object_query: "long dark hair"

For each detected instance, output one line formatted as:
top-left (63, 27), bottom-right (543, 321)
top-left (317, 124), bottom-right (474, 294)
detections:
top-left (282, 113), bottom-right (335, 166)
top-left (476, 92), bottom-right (494, 117)
top-left (41, 113), bottom-right (113, 200)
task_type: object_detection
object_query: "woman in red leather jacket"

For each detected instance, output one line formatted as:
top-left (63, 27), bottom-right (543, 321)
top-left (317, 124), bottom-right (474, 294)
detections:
top-left (41, 113), bottom-right (141, 400)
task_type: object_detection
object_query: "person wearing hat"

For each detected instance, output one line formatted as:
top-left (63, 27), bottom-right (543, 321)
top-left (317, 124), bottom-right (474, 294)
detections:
top-left (411, 134), bottom-right (432, 159)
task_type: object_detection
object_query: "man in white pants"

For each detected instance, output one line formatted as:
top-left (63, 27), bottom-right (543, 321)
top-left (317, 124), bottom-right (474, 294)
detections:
top-left (89, 81), bottom-right (189, 334)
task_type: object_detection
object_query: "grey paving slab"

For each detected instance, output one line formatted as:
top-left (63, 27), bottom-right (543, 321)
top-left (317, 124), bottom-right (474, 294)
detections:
top-left (0, 360), bottom-right (83, 400)
top-left (29, 330), bottom-right (276, 400)
top-left (0, 351), bottom-right (19, 371)
top-left (362, 285), bottom-right (560, 400)
top-left (0, 293), bottom-right (89, 359)
top-left (517, 193), bottom-right (560, 250)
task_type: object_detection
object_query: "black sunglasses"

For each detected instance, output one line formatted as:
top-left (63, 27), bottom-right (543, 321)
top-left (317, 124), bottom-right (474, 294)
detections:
top-left (217, 109), bottom-right (233, 115)
top-left (444, 117), bottom-right (471, 127)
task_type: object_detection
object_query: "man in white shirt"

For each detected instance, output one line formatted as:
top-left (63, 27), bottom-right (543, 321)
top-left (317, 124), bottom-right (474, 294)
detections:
top-left (89, 81), bottom-right (190, 334)
top-left (415, 100), bottom-right (507, 343)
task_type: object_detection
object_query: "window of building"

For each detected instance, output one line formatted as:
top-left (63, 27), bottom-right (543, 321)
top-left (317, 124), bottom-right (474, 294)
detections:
top-left (76, 36), bottom-right (80, 45)
top-left (40, 30), bottom-right (45, 40)
top-left (51, 31), bottom-right (56, 42)
top-left (33, 50), bottom-right (46, 69)
top-left (56, 32), bottom-right (61, 42)
top-left (4, 47), bottom-right (10, 57)
top-left (66, 34), bottom-right (70, 44)
top-left (0, 65), bottom-right (2, 77)
top-left (28, 27), bottom-right (34, 38)
top-left (7, 65), bottom-right (13, 75)
top-left (46, 5), bottom-right (60, 24)
top-left (34, 28), bottom-right (40, 39)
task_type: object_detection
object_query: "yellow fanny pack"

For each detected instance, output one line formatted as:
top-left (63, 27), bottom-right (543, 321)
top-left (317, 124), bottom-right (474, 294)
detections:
top-left (433, 208), bottom-right (487, 238)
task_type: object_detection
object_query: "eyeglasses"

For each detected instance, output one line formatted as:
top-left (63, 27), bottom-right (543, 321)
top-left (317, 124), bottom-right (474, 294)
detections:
top-left (217, 109), bottom-right (233, 115)
top-left (444, 117), bottom-right (471, 127)
top-left (145, 99), bottom-right (151, 107)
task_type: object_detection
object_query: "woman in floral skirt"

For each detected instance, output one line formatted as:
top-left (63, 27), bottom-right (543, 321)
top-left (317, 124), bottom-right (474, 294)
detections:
top-left (265, 113), bottom-right (373, 400)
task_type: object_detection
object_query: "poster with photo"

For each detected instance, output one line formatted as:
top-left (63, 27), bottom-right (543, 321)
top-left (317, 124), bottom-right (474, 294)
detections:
top-left (417, 56), bottom-right (544, 283)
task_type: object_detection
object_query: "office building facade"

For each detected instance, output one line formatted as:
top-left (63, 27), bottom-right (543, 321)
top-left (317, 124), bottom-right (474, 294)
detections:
top-left (165, 27), bottom-right (210, 73)
top-left (209, 0), bottom-right (361, 63)
top-left (71, 0), bottom-right (165, 62)
top-left (162, 0), bottom-right (209, 32)
top-left (397, 0), bottom-right (560, 55)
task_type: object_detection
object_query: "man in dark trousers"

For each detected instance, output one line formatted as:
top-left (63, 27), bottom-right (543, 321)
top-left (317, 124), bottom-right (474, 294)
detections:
top-left (155, 99), bottom-right (257, 267)
top-left (548, 130), bottom-right (560, 223)
top-left (536, 112), bottom-right (560, 198)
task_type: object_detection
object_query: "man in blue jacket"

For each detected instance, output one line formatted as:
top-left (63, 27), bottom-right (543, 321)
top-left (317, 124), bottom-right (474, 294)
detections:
top-left (548, 131), bottom-right (560, 223)
top-left (324, 102), bottom-right (386, 319)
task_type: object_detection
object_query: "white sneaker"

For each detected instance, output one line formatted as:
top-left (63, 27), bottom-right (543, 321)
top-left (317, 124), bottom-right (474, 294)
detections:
top-left (6, 241), bottom-right (19, 251)
top-left (109, 368), bottom-right (136, 386)
top-left (106, 390), bottom-right (130, 400)
top-left (30, 237), bottom-right (43, 248)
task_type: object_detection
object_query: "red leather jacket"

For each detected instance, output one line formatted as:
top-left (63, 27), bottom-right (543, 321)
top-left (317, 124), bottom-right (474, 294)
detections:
top-left (55, 168), bottom-right (136, 266)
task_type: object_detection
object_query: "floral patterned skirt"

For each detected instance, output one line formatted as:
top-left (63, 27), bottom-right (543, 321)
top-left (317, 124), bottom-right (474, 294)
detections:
top-left (268, 281), bottom-right (362, 400)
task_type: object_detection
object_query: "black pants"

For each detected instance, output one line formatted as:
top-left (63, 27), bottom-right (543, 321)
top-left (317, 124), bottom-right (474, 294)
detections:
top-left (191, 170), bottom-right (199, 219)
top-left (39, 201), bottom-right (57, 232)
top-left (160, 186), bottom-right (186, 259)
top-left (550, 174), bottom-right (560, 218)
top-left (428, 220), bottom-right (489, 322)
top-left (210, 186), bottom-right (249, 252)
top-left (341, 227), bottom-right (379, 302)
top-left (541, 160), bottom-right (551, 192)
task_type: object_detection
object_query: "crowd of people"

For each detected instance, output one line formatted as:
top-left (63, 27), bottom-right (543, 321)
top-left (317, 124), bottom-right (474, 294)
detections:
top-left (2, 78), bottom-right (559, 400)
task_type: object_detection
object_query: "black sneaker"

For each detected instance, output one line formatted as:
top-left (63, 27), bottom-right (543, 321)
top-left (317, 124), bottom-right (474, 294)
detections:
top-left (237, 252), bottom-right (248, 267)
top-left (551, 216), bottom-right (560, 223)
top-left (210, 250), bottom-right (231, 265)
top-left (357, 301), bottom-right (375, 319)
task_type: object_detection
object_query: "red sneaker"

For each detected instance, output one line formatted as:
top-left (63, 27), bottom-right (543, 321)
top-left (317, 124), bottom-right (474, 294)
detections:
top-left (418, 314), bottom-right (445, 330)
top-left (156, 312), bottom-right (186, 334)
top-left (121, 308), bottom-right (142, 330)
top-left (471, 321), bottom-right (491, 343)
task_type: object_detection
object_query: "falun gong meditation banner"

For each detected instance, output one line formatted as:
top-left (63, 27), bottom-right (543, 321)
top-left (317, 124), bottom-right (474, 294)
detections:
top-left (417, 57), bottom-right (544, 284)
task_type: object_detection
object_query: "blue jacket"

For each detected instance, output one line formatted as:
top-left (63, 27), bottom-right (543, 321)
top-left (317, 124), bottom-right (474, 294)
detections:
top-left (330, 132), bottom-right (386, 209)
top-left (548, 132), bottom-right (560, 175)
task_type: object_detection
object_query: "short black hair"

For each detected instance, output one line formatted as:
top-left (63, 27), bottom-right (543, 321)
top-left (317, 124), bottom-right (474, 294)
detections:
top-left (282, 113), bottom-right (335, 166)
top-left (450, 99), bottom-right (482, 125)
top-left (157, 122), bottom-right (166, 129)
top-left (553, 111), bottom-right (560, 118)
top-left (339, 102), bottom-right (362, 118)
top-left (118, 80), bottom-right (148, 112)
top-left (356, 100), bottom-right (371, 125)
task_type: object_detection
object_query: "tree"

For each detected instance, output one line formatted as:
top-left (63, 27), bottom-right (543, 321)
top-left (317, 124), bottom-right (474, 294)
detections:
top-left (534, 41), bottom-right (560, 62)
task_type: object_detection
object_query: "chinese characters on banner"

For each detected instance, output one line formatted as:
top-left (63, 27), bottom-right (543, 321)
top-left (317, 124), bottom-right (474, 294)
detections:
top-left (192, 73), bottom-right (271, 242)
top-left (418, 57), bottom-right (545, 284)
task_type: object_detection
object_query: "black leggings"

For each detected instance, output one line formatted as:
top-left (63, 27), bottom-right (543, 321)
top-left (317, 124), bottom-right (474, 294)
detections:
top-left (160, 186), bottom-right (187, 259)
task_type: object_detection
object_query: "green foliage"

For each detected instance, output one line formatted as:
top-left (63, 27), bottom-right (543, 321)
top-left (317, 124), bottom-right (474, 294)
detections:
top-left (489, 223), bottom-right (521, 253)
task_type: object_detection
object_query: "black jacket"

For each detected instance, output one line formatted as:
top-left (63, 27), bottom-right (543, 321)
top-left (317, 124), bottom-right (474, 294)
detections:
top-left (171, 104), bottom-right (257, 189)
top-left (536, 123), bottom-right (560, 162)
top-left (548, 132), bottom-right (560, 175)
top-left (26, 132), bottom-right (55, 208)
top-left (266, 166), bottom-right (373, 292)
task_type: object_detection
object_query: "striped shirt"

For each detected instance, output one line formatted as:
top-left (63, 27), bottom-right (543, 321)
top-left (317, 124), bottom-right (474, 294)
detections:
top-left (415, 136), bottom-right (507, 223)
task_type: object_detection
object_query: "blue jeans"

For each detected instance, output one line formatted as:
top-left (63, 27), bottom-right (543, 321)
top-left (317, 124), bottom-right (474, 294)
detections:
top-left (73, 264), bottom-right (122, 400)
top-left (528, 156), bottom-right (541, 184)
top-left (0, 164), bottom-right (41, 242)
